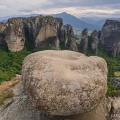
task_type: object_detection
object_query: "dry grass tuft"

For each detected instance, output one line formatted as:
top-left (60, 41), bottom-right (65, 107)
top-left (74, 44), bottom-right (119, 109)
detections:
top-left (0, 75), bottom-right (21, 106)
top-left (114, 71), bottom-right (120, 77)
top-left (0, 90), bottom-right (14, 105)
top-left (0, 76), bottom-right (21, 95)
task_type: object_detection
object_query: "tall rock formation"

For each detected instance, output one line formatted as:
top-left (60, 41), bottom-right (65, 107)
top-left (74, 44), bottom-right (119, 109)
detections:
top-left (80, 28), bottom-right (88, 54)
top-left (2, 15), bottom-right (77, 51)
top-left (5, 18), bottom-right (25, 52)
top-left (90, 30), bottom-right (98, 56)
top-left (68, 38), bottom-right (78, 52)
top-left (58, 24), bottom-right (78, 51)
top-left (24, 16), bottom-right (61, 50)
top-left (100, 20), bottom-right (120, 58)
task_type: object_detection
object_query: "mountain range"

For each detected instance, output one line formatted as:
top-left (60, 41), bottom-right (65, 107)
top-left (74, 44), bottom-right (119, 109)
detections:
top-left (52, 12), bottom-right (100, 30)
top-left (0, 12), bottom-right (120, 31)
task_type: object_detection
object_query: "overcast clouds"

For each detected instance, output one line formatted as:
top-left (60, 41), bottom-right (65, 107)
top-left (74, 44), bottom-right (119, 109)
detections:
top-left (0, 0), bottom-right (120, 18)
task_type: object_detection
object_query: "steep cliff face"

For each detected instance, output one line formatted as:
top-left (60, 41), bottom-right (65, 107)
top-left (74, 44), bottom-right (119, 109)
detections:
top-left (5, 18), bottom-right (25, 52)
top-left (58, 24), bottom-right (78, 52)
top-left (100, 20), bottom-right (120, 58)
top-left (1, 15), bottom-right (77, 52)
top-left (24, 16), bottom-right (61, 50)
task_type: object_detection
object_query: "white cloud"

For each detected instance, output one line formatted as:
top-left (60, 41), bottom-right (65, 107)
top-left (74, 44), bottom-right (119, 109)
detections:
top-left (0, 0), bottom-right (120, 18)
top-left (0, 5), bottom-right (7, 10)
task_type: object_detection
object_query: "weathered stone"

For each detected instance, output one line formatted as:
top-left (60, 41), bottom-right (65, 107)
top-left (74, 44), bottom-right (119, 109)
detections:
top-left (105, 96), bottom-right (120, 120)
top-left (68, 38), bottom-right (78, 52)
top-left (0, 22), bottom-right (7, 33)
top-left (80, 28), bottom-right (88, 55)
top-left (59, 24), bottom-right (75, 48)
top-left (22, 50), bottom-right (108, 116)
top-left (0, 95), bottom-right (63, 120)
top-left (5, 18), bottom-right (25, 52)
top-left (90, 30), bottom-right (98, 56)
top-left (110, 78), bottom-right (120, 89)
top-left (100, 20), bottom-right (120, 58)
top-left (24, 16), bottom-right (60, 50)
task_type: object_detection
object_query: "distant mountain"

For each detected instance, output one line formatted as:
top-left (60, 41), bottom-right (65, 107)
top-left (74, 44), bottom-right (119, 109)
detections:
top-left (79, 17), bottom-right (96, 25)
top-left (52, 12), bottom-right (101, 30)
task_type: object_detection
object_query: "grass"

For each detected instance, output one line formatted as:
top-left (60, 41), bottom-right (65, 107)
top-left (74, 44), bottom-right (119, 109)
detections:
top-left (114, 71), bottom-right (120, 77)
top-left (0, 90), bottom-right (14, 105)
top-left (0, 76), bottom-right (21, 95)
top-left (0, 76), bottom-right (21, 106)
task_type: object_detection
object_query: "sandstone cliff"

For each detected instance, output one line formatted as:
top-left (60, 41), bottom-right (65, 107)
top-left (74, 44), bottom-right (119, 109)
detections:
top-left (5, 18), bottom-right (25, 52)
top-left (100, 20), bottom-right (120, 58)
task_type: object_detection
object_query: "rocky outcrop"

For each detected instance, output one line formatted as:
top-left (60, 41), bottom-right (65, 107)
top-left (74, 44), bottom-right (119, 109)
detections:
top-left (80, 28), bottom-right (88, 54)
top-left (68, 38), bottom-right (78, 52)
top-left (24, 16), bottom-right (61, 50)
top-left (105, 93), bottom-right (120, 120)
top-left (22, 50), bottom-right (107, 117)
top-left (58, 24), bottom-right (77, 51)
top-left (2, 15), bottom-right (77, 51)
top-left (110, 78), bottom-right (120, 89)
top-left (5, 18), bottom-right (25, 52)
top-left (90, 30), bottom-right (98, 56)
top-left (59, 24), bottom-right (74, 42)
top-left (100, 20), bottom-right (120, 58)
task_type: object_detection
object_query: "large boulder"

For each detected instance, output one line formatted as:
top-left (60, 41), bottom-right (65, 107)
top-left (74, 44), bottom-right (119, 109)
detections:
top-left (22, 50), bottom-right (108, 116)
top-left (5, 18), bottom-right (25, 52)
top-left (100, 20), bottom-right (120, 58)
top-left (80, 28), bottom-right (88, 55)
top-left (90, 30), bottom-right (98, 56)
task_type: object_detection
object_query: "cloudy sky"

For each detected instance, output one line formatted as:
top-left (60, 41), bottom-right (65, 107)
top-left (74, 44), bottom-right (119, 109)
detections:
top-left (0, 0), bottom-right (120, 19)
